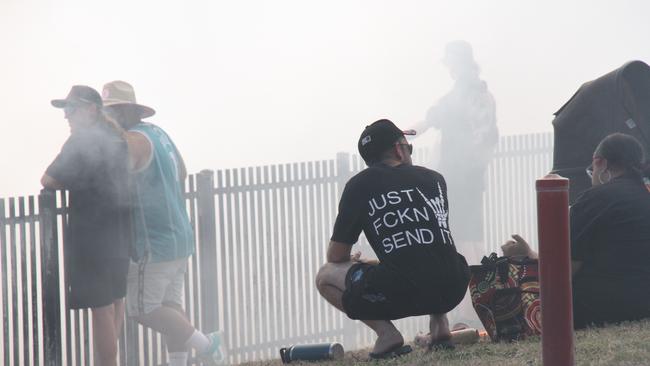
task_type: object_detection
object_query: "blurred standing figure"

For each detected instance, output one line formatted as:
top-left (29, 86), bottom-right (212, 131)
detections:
top-left (411, 40), bottom-right (498, 264)
top-left (102, 81), bottom-right (226, 366)
top-left (42, 85), bottom-right (132, 366)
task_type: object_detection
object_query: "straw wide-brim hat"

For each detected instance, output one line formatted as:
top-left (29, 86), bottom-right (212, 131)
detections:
top-left (101, 80), bottom-right (155, 119)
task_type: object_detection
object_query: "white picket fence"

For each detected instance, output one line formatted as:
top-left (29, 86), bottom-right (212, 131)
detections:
top-left (0, 132), bottom-right (554, 365)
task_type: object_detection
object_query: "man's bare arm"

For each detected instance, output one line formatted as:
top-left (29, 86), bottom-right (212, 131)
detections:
top-left (501, 234), bottom-right (538, 259)
top-left (123, 131), bottom-right (152, 171)
top-left (502, 234), bottom-right (583, 277)
top-left (327, 241), bottom-right (380, 265)
top-left (326, 241), bottom-right (353, 263)
top-left (410, 103), bottom-right (444, 136)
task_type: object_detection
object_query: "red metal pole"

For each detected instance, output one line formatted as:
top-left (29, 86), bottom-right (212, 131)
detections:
top-left (536, 175), bottom-right (574, 366)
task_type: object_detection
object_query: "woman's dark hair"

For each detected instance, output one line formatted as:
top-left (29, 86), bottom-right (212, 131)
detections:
top-left (593, 133), bottom-right (646, 181)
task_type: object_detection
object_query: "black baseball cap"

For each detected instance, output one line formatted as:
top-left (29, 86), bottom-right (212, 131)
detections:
top-left (358, 119), bottom-right (416, 164)
top-left (51, 85), bottom-right (103, 109)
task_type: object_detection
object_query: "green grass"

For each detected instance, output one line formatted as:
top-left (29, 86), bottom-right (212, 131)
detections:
top-left (242, 319), bottom-right (650, 366)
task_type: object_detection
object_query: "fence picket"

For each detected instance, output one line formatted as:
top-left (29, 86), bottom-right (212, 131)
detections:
top-left (304, 161), bottom-right (320, 334)
top-left (186, 173), bottom-right (198, 364)
top-left (244, 167), bottom-right (257, 360)
top-left (125, 317), bottom-right (138, 365)
top-left (270, 165), bottom-right (282, 353)
top-left (324, 160), bottom-right (336, 334)
top-left (254, 166), bottom-right (270, 359)
top-left (54, 190), bottom-right (72, 366)
top-left (28, 195), bottom-right (41, 366)
top-left (9, 197), bottom-right (20, 366)
top-left (39, 189), bottom-right (62, 366)
top-left (73, 307), bottom-right (81, 365)
top-left (313, 161), bottom-right (325, 339)
top-left (224, 168), bottom-right (237, 363)
top-left (233, 168), bottom-right (245, 361)
top-left (296, 162), bottom-right (309, 339)
top-left (82, 309), bottom-right (90, 366)
top-left (277, 165), bottom-right (288, 346)
top-left (247, 166), bottom-right (256, 360)
top-left (17, 197), bottom-right (29, 365)
top-left (231, 169), bottom-right (248, 361)
top-left (153, 330), bottom-right (161, 366)
top-left (287, 164), bottom-right (296, 342)
top-left (143, 327), bottom-right (151, 366)
top-left (1, 198), bottom-right (7, 366)
top-left (186, 174), bottom-right (196, 325)
top-left (216, 169), bottom-right (228, 348)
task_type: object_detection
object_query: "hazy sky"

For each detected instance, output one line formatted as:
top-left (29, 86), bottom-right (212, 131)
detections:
top-left (1, 0), bottom-right (649, 198)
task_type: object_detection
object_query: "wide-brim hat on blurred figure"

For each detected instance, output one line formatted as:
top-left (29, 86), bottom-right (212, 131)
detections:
top-left (102, 80), bottom-right (155, 119)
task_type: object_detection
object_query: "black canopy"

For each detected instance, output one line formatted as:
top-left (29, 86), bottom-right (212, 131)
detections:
top-left (551, 60), bottom-right (650, 203)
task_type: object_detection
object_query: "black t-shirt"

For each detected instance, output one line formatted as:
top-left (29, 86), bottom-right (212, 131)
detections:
top-left (571, 175), bottom-right (650, 281)
top-left (331, 163), bottom-right (469, 298)
top-left (46, 123), bottom-right (132, 260)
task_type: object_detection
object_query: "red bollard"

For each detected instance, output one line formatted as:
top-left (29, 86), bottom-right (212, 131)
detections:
top-left (536, 175), bottom-right (574, 366)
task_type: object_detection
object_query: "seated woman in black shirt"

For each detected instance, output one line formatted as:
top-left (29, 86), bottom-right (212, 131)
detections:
top-left (503, 133), bottom-right (650, 328)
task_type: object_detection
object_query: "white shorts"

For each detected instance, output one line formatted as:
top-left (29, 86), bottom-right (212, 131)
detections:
top-left (126, 257), bottom-right (188, 316)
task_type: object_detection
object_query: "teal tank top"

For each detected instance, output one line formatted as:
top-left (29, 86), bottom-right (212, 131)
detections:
top-left (131, 122), bottom-right (195, 262)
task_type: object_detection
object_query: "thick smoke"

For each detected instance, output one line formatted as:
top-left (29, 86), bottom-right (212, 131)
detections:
top-left (412, 40), bottom-right (499, 327)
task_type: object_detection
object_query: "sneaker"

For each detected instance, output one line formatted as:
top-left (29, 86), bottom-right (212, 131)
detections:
top-left (200, 330), bottom-right (228, 365)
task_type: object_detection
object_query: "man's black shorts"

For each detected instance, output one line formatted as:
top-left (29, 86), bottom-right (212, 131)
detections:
top-left (342, 263), bottom-right (466, 320)
top-left (66, 257), bottom-right (130, 309)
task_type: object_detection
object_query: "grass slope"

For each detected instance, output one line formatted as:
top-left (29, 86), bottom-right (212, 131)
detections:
top-left (242, 319), bottom-right (650, 366)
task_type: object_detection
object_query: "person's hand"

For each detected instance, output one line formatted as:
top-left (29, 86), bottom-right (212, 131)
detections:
top-left (350, 251), bottom-right (380, 265)
top-left (350, 251), bottom-right (362, 262)
top-left (501, 234), bottom-right (537, 258)
top-left (543, 173), bottom-right (563, 179)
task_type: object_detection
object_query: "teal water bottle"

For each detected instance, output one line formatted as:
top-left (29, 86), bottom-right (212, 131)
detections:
top-left (279, 343), bottom-right (344, 363)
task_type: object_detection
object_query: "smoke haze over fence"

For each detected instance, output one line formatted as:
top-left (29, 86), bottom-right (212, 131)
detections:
top-left (1, 0), bottom-right (649, 199)
top-left (0, 136), bottom-right (552, 364)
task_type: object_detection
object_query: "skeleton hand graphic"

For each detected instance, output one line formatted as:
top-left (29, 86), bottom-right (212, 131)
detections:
top-left (432, 183), bottom-right (448, 228)
top-left (416, 184), bottom-right (448, 228)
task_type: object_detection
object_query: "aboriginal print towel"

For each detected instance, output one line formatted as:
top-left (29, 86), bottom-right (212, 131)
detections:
top-left (469, 253), bottom-right (541, 341)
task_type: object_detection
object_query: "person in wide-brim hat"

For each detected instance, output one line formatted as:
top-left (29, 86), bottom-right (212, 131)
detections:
top-left (43, 84), bottom-right (133, 366)
top-left (102, 80), bottom-right (225, 364)
top-left (102, 80), bottom-right (155, 120)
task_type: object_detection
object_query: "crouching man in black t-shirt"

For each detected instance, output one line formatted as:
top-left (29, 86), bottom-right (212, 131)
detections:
top-left (315, 119), bottom-right (470, 358)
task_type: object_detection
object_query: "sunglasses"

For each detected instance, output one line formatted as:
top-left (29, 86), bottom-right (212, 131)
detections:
top-left (395, 143), bottom-right (413, 155)
top-left (585, 164), bottom-right (593, 178)
top-left (63, 102), bottom-right (87, 114)
top-left (586, 156), bottom-right (604, 178)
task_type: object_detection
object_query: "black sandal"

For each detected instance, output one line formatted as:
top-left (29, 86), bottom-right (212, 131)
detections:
top-left (428, 339), bottom-right (455, 351)
top-left (368, 344), bottom-right (412, 359)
